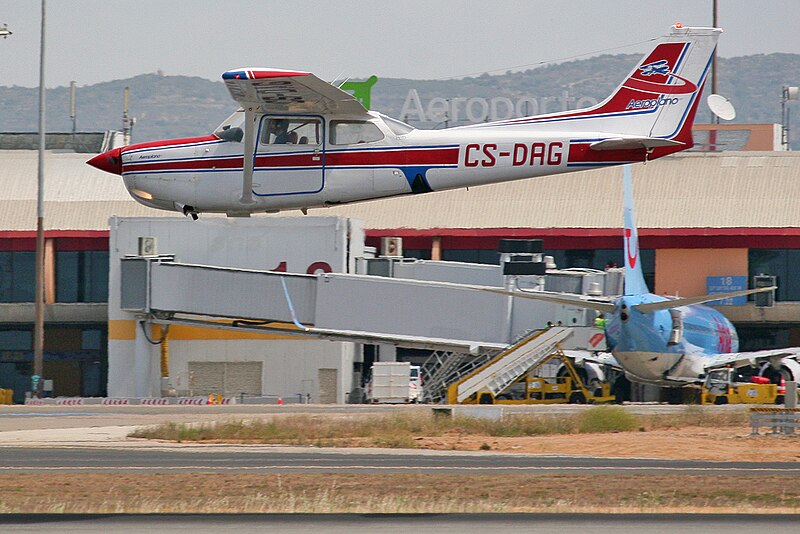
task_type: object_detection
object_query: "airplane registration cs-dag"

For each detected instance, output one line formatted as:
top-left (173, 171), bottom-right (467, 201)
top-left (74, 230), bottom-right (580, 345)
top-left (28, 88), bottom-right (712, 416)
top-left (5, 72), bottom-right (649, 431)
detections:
top-left (88, 25), bottom-right (717, 218)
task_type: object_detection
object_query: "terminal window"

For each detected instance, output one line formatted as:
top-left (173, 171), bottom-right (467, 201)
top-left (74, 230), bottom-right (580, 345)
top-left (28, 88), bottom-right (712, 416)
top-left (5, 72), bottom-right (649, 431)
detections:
top-left (56, 250), bottom-right (109, 303)
top-left (0, 251), bottom-right (35, 302)
top-left (748, 249), bottom-right (800, 302)
top-left (0, 329), bottom-right (32, 350)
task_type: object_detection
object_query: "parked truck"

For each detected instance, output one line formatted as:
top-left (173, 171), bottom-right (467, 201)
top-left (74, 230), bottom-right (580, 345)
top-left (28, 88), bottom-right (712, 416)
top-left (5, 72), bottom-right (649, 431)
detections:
top-left (701, 368), bottom-right (781, 405)
top-left (367, 362), bottom-right (422, 403)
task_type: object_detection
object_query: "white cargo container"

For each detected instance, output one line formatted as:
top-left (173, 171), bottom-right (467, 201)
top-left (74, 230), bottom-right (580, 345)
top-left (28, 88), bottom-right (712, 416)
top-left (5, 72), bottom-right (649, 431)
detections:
top-left (367, 362), bottom-right (421, 403)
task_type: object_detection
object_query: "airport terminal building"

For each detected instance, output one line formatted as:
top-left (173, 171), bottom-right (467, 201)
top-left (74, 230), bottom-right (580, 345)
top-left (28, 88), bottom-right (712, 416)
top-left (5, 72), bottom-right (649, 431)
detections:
top-left (1, 133), bottom-right (799, 400)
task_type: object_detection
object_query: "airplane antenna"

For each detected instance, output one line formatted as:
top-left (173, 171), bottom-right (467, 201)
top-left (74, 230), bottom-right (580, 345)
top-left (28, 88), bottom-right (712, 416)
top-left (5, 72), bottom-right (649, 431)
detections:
top-left (330, 71), bottom-right (347, 87)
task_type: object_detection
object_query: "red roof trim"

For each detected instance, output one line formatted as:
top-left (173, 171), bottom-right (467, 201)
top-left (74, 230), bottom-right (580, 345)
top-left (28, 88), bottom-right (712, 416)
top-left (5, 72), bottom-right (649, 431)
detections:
top-left (365, 228), bottom-right (800, 250)
top-left (0, 230), bottom-right (110, 239)
top-left (365, 227), bottom-right (800, 238)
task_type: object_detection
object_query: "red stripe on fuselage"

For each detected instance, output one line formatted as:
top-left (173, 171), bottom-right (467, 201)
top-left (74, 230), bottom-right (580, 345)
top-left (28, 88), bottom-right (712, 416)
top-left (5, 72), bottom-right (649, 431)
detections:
top-left (123, 156), bottom-right (244, 174)
top-left (121, 147), bottom-right (460, 174)
top-left (325, 148), bottom-right (459, 167)
top-left (121, 135), bottom-right (220, 154)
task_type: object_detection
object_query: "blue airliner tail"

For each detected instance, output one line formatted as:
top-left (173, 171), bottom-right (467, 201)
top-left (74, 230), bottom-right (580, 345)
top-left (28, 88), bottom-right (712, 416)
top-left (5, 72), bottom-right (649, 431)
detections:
top-left (623, 165), bottom-right (649, 296)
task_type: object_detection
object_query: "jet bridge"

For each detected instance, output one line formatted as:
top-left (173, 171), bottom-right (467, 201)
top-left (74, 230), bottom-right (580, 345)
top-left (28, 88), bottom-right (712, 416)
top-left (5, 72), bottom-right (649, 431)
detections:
top-left (111, 216), bottom-right (611, 401)
top-left (119, 255), bottom-right (608, 394)
top-left (121, 256), bottom-right (524, 353)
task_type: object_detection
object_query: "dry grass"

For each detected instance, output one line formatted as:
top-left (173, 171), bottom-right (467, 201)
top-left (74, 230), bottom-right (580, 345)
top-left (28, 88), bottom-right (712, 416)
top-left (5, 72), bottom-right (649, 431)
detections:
top-left (1, 473), bottom-right (798, 514)
top-left (128, 407), bottom-right (749, 447)
top-left (643, 405), bottom-right (749, 430)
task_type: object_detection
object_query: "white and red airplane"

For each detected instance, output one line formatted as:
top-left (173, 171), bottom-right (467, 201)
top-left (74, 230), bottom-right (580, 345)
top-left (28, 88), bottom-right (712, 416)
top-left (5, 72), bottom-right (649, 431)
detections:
top-left (88, 25), bottom-right (719, 218)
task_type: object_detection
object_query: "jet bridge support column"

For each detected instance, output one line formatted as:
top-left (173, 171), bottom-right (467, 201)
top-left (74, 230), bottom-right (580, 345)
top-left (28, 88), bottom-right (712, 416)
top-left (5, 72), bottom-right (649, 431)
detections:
top-left (500, 240), bottom-right (546, 343)
top-left (134, 320), bottom-right (158, 398)
top-left (378, 344), bottom-right (397, 362)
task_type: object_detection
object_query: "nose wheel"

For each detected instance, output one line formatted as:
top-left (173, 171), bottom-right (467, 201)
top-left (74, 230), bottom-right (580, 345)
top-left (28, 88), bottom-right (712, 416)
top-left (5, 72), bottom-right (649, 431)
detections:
top-left (182, 204), bottom-right (199, 220)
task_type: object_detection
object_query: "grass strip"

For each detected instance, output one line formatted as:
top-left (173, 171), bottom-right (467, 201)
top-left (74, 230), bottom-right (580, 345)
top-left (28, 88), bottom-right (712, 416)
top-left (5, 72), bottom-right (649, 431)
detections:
top-left (128, 406), bottom-right (749, 447)
top-left (0, 473), bottom-right (797, 514)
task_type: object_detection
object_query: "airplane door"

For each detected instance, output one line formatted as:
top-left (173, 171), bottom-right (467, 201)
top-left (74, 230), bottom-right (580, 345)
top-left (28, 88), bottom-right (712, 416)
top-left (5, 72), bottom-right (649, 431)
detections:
top-left (252, 115), bottom-right (324, 197)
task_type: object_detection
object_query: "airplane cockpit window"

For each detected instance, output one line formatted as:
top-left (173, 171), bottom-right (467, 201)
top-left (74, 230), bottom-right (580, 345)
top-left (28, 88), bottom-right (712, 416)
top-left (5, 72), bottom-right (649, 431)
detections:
top-left (261, 118), bottom-right (321, 145)
top-left (379, 114), bottom-right (415, 136)
top-left (213, 109), bottom-right (245, 142)
top-left (330, 121), bottom-right (385, 145)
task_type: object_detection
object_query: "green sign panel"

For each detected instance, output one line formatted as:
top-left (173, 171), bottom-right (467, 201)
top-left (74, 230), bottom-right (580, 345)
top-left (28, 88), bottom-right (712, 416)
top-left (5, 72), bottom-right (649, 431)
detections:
top-left (341, 75), bottom-right (378, 110)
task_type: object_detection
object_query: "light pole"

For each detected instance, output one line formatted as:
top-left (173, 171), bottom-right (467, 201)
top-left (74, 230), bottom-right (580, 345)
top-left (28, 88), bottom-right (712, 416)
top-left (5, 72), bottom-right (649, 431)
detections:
top-left (781, 86), bottom-right (799, 151)
top-left (33, 0), bottom-right (46, 396)
top-left (708, 0), bottom-right (720, 150)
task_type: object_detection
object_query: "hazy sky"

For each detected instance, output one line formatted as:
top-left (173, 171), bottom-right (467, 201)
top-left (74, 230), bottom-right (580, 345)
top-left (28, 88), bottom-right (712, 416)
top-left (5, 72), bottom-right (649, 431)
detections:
top-left (1, 1), bottom-right (799, 89)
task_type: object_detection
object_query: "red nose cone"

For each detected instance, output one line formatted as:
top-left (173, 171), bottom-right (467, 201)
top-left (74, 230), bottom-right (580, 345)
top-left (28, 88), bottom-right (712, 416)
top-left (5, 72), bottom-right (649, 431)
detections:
top-left (87, 147), bottom-right (123, 175)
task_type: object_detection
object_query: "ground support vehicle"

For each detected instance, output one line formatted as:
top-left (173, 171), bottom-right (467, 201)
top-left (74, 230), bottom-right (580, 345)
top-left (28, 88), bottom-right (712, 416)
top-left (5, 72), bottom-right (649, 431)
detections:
top-left (701, 368), bottom-right (780, 405)
top-left (452, 348), bottom-right (615, 405)
top-left (367, 362), bottom-right (421, 403)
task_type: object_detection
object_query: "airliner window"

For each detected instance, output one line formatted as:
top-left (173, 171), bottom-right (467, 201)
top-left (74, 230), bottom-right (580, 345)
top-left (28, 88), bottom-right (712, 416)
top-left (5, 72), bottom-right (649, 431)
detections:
top-left (261, 118), bottom-right (321, 146)
top-left (330, 121), bottom-right (384, 145)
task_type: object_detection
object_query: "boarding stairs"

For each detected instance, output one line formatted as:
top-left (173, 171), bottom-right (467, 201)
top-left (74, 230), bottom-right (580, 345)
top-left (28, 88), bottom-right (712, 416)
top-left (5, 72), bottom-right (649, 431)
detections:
top-left (421, 348), bottom-right (500, 403)
top-left (448, 327), bottom-right (573, 403)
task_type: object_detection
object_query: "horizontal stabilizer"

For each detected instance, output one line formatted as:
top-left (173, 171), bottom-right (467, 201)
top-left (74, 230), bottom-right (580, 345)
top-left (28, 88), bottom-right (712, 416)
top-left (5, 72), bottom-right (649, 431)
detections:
top-left (633, 286), bottom-right (776, 313)
top-left (480, 287), bottom-right (616, 313)
top-left (590, 138), bottom-right (684, 151)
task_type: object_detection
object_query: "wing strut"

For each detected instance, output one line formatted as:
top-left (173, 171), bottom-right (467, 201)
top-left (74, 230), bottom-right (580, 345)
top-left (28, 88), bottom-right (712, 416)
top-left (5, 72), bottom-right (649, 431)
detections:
top-left (240, 108), bottom-right (257, 205)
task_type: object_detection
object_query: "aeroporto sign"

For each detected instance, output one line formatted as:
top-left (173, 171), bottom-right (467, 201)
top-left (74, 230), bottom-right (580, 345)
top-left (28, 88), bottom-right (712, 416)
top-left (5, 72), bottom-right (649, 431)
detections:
top-left (399, 88), bottom-right (600, 124)
top-left (342, 77), bottom-right (600, 126)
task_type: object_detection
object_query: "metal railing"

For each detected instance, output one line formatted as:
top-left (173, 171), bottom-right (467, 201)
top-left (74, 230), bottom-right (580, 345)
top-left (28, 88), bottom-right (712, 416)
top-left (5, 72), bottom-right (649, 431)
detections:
top-left (750, 407), bottom-right (800, 435)
top-left (421, 349), bottom-right (499, 403)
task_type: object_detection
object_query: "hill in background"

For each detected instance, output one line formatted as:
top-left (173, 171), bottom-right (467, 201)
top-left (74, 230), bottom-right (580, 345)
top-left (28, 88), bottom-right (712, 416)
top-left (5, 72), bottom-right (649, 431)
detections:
top-left (1, 53), bottom-right (798, 148)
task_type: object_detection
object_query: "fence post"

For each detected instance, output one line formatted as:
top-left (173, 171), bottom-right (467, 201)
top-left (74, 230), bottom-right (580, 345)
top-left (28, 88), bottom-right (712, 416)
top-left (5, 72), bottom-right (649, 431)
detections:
top-left (785, 382), bottom-right (797, 435)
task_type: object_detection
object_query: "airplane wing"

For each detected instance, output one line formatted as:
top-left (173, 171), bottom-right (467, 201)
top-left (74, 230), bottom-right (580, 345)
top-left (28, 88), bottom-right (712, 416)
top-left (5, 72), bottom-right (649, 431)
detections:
top-left (563, 350), bottom-right (621, 369)
top-left (222, 68), bottom-right (368, 115)
top-left (479, 286), bottom-right (617, 313)
top-left (221, 68), bottom-right (369, 205)
top-left (633, 286), bottom-right (776, 313)
top-left (703, 348), bottom-right (800, 371)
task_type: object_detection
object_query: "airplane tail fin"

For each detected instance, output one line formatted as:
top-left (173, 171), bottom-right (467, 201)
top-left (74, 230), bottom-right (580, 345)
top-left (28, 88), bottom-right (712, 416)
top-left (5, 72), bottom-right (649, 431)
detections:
top-left (588, 25), bottom-right (719, 146)
top-left (623, 165), bottom-right (649, 296)
top-left (503, 26), bottom-right (720, 160)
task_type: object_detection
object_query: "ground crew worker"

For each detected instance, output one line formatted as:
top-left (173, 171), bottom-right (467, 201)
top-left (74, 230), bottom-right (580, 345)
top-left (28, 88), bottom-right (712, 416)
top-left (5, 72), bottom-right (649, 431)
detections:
top-left (595, 313), bottom-right (607, 329)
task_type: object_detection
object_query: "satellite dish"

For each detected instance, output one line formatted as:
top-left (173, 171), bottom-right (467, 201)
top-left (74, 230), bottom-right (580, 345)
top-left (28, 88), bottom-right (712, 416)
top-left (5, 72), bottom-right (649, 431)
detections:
top-left (707, 94), bottom-right (736, 121)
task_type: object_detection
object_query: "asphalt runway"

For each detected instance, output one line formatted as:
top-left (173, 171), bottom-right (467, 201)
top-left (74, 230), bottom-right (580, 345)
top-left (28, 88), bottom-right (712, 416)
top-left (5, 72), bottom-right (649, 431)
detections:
top-left (1, 446), bottom-right (797, 475)
top-left (0, 403), bottom-right (787, 477)
top-left (1, 513), bottom-right (799, 533)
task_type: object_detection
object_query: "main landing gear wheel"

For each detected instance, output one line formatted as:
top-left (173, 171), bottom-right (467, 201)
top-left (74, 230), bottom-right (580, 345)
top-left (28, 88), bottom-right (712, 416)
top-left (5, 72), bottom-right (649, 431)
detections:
top-left (569, 392), bottom-right (587, 404)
